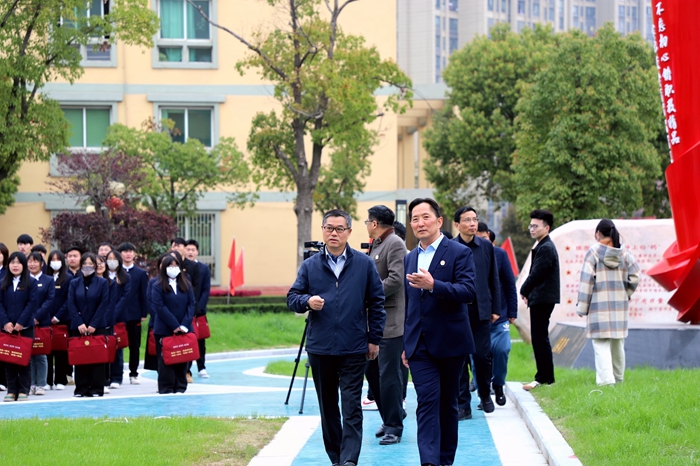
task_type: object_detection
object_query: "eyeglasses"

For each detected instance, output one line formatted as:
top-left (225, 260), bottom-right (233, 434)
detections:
top-left (462, 217), bottom-right (479, 224)
top-left (363, 219), bottom-right (376, 225)
top-left (528, 224), bottom-right (541, 230)
top-left (322, 225), bottom-right (349, 234)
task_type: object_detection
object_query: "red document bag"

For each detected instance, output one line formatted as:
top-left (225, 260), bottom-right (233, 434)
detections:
top-left (161, 332), bottom-right (200, 365)
top-left (32, 326), bottom-right (53, 355)
top-left (113, 322), bottom-right (129, 349)
top-left (0, 332), bottom-right (33, 366)
top-left (67, 335), bottom-right (110, 365)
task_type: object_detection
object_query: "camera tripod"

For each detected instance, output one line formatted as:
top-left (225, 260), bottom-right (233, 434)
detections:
top-left (284, 317), bottom-right (312, 414)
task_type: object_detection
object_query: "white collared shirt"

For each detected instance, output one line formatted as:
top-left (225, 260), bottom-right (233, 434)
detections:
top-left (109, 271), bottom-right (117, 281)
top-left (31, 272), bottom-right (42, 280)
top-left (417, 234), bottom-right (444, 273)
top-left (168, 278), bottom-right (178, 295)
top-left (12, 276), bottom-right (20, 291)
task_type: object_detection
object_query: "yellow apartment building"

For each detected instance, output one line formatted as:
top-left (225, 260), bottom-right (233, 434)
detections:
top-left (1, 0), bottom-right (443, 291)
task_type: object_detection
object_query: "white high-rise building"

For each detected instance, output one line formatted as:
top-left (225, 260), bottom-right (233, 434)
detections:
top-left (398, 0), bottom-right (654, 85)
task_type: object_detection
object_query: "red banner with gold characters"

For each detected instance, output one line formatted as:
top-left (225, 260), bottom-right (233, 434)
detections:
top-left (647, 1), bottom-right (700, 322)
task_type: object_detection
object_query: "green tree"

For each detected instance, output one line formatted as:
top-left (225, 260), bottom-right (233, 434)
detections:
top-left (499, 204), bottom-right (533, 269)
top-left (103, 120), bottom-right (250, 217)
top-left (512, 25), bottom-right (664, 225)
top-left (188, 0), bottom-right (412, 266)
top-left (422, 23), bottom-right (556, 215)
top-left (0, 0), bottom-right (158, 214)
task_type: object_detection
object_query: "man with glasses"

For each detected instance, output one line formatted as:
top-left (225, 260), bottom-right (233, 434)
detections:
top-left (287, 209), bottom-right (386, 466)
top-left (453, 206), bottom-right (500, 418)
top-left (520, 209), bottom-right (560, 391)
top-left (364, 205), bottom-right (407, 446)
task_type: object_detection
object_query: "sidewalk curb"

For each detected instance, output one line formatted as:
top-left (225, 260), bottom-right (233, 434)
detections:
top-left (506, 382), bottom-right (583, 466)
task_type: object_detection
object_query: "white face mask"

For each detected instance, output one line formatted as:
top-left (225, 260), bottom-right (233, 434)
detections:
top-left (106, 260), bottom-right (119, 271)
top-left (50, 261), bottom-right (62, 271)
top-left (166, 267), bottom-right (180, 279)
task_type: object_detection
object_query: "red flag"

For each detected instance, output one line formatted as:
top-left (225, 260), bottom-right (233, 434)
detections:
top-left (232, 248), bottom-right (245, 289)
top-left (501, 237), bottom-right (519, 277)
top-left (228, 238), bottom-right (236, 295)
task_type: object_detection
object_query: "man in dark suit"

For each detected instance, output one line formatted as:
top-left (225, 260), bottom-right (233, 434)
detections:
top-left (453, 207), bottom-right (500, 418)
top-left (402, 198), bottom-right (476, 466)
top-left (185, 239), bottom-right (211, 378)
top-left (117, 242), bottom-right (149, 386)
top-left (520, 209), bottom-right (560, 391)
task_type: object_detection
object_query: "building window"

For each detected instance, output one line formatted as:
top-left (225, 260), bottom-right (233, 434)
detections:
top-left (646, 6), bottom-right (653, 42)
top-left (177, 212), bottom-right (219, 285)
top-left (585, 6), bottom-right (596, 35)
top-left (487, 0), bottom-right (493, 12)
top-left (61, 1), bottom-right (115, 66)
top-left (517, 0), bottom-right (525, 15)
top-left (449, 18), bottom-right (458, 54)
top-left (517, 20), bottom-right (525, 32)
top-left (502, 0), bottom-right (507, 13)
top-left (631, 6), bottom-right (638, 30)
top-left (160, 107), bottom-right (213, 147)
top-left (450, 0), bottom-right (459, 12)
top-left (63, 107), bottom-right (112, 149)
top-left (436, 34), bottom-right (441, 53)
top-left (156, 0), bottom-right (214, 66)
top-left (435, 15), bottom-right (441, 31)
top-left (435, 55), bottom-right (441, 83)
top-left (436, 0), bottom-right (441, 9)
top-left (533, 2), bottom-right (539, 17)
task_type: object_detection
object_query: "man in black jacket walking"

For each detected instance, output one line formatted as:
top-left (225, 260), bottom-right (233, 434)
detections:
top-left (519, 209), bottom-right (560, 390)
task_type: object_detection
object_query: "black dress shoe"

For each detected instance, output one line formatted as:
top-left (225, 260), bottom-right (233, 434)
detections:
top-left (375, 425), bottom-right (385, 438)
top-left (458, 407), bottom-right (472, 420)
top-left (379, 433), bottom-right (401, 445)
top-left (342, 462), bottom-right (356, 466)
top-left (481, 398), bottom-right (495, 413)
top-left (493, 384), bottom-right (506, 406)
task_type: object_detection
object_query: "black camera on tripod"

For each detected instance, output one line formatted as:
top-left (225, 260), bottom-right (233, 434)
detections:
top-left (303, 241), bottom-right (324, 260)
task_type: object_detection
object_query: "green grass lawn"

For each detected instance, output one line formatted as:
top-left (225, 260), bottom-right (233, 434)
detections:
top-left (0, 416), bottom-right (285, 466)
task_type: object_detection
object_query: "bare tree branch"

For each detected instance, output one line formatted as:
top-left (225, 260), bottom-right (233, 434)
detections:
top-left (0, 0), bottom-right (20, 29)
top-left (286, 104), bottom-right (324, 120)
top-left (185, 0), bottom-right (287, 80)
top-left (273, 145), bottom-right (299, 180)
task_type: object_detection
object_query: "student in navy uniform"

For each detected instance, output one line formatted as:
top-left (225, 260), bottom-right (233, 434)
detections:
top-left (105, 250), bottom-right (131, 389)
top-left (46, 250), bottom-right (73, 390)
top-left (16, 234), bottom-right (33, 256)
top-left (27, 252), bottom-right (55, 396)
top-left (0, 252), bottom-right (39, 402)
top-left (185, 239), bottom-right (210, 378)
top-left (151, 254), bottom-right (196, 394)
top-left (30, 245), bottom-right (48, 275)
top-left (64, 247), bottom-right (82, 278)
top-left (67, 253), bottom-right (110, 397)
top-left (95, 255), bottom-right (113, 394)
top-left (117, 242), bottom-right (149, 385)
top-left (0, 243), bottom-right (8, 393)
top-left (144, 254), bottom-right (168, 372)
top-left (97, 242), bottom-right (115, 258)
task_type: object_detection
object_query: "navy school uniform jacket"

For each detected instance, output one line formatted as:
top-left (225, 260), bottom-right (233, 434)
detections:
top-left (111, 276), bottom-right (131, 325)
top-left (403, 237), bottom-right (477, 359)
top-left (197, 261), bottom-right (211, 316)
top-left (32, 274), bottom-right (56, 327)
top-left (146, 277), bottom-right (157, 329)
top-left (151, 279), bottom-right (196, 336)
top-left (287, 246), bottom-right (386, 356)
top-left (67, 275), bottom-right (110, 330)
top-left (51, 274), bottom-right (74, 325)
top-left (123, 265), bottom-right (148, 321)
top-left (0, 278), bottom-right (39, 329)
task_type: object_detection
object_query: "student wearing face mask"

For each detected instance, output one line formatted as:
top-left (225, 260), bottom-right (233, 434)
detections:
top-left (27, 252), bottom-right (55, 396)
top-left (144, 254), bottom-right (167, 373)
top-left (45, 251), bottom-right (73, 390)
top-left (67, 253), bottom-right (110, 397)
top-left (105, 250), bottom-right (130, 389)
top-left (0, 243), bottom-right (9, 393)
top-left (95, 255), bottom-right (113, 394)
top-left (0, 252), bottom-right (39, 402)
top-left (151, 255), bottom-right (196, 394)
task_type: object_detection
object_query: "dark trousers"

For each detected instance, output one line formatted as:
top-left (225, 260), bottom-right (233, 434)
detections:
top-left (409, 338), bottom-right (464, 466)
top-left (155, 334), bottom-right (188, 394)
top-left (0, 361), bottom-right (6, 387)
top-left (4, 328), bottom-right (34, 396)
top-left (368, 362), bottom-right (409, 400)
top-left (47, 350), bottom-right (70, 386)
top-left (458, 318), bottom-right (493, 407)
top-left (110, 348), bottom-right (124, 384)
top-left (530, 303), bottom-right (556, 384)
top-left (365, 336), bottom-right (404, 436)
top-left (196, 338), bottom-right (206, 371)
top-left (126, 320), bottom-right (142, 377)
top-left (70, 328), bottom-right (107, 397)
top-left (308, 352), bottom-right (365, 466)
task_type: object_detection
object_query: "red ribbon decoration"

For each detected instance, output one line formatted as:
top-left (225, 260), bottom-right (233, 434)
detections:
top-left (646, 1), bottom-right (700, 322)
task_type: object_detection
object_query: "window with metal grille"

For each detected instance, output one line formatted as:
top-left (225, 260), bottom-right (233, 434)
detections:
top-left (176, 212), bottom-right (219, 285)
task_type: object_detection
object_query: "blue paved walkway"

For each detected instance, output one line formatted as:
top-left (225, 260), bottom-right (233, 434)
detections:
top-left (0, 355), bottom-right (501, 465)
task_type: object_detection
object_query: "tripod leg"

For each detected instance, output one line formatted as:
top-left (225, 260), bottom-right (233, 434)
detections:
top-left (285, 318), bottom-right (308, 405)
top-left (299, 359), bottom-right (311, 414)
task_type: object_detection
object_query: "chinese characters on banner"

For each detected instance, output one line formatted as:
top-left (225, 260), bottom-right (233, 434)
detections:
top-left (516, 219), bottom-right (678, 327)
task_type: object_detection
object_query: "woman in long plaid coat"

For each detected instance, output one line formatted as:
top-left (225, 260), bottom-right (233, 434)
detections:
top-left (576, 219), bottom-right (640, 386)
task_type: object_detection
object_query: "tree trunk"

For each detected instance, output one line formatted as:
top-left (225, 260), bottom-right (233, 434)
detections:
top-left (294, 183), bottom-right (314, 269)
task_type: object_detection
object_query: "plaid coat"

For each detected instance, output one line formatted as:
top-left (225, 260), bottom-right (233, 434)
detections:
top-left (576, 243), bottom-right (640, 339)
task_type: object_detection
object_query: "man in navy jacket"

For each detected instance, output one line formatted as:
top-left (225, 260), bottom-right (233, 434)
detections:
top-left (402, 198), bottom-right (476, 466)
top-left (185, 239), bottom-right (211, 378)
top-left (453, 207), bottom-right (501, 418)
top-left (288, 209), bottom-right (386, 466)
top-left (118, 243), bottom-right (149, 385)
